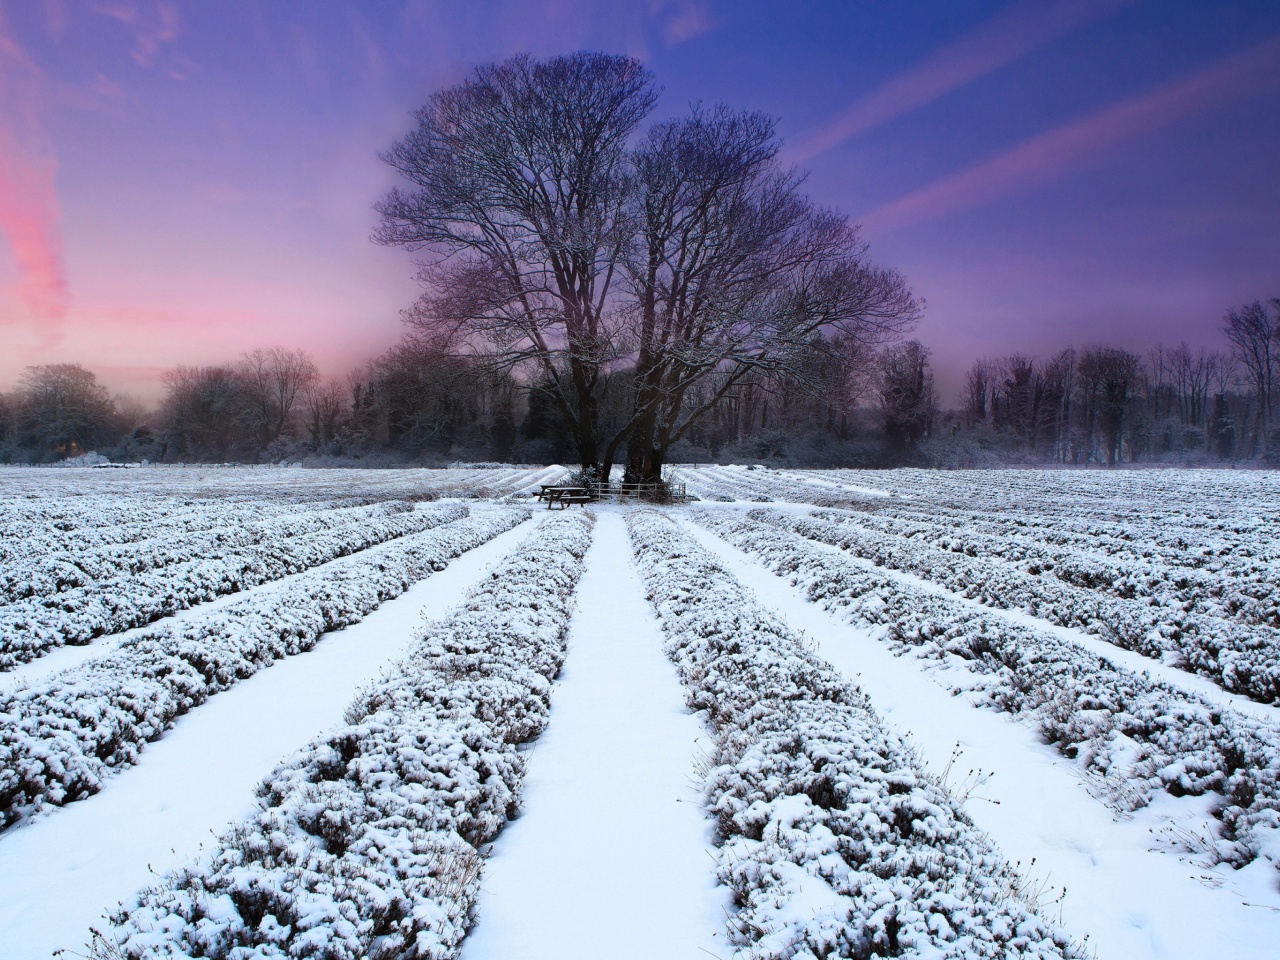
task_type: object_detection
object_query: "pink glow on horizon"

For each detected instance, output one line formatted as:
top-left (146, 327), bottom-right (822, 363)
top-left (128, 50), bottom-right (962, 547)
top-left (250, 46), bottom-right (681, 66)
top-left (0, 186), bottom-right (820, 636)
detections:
top-left (787, 0), bottom-right (1135, 163)
top-left (861, 34), bottom-right (1280, 234)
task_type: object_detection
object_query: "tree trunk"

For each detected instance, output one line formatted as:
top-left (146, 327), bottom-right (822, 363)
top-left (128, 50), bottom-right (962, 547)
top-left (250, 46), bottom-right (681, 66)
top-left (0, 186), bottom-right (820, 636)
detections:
top-left (623, 408), bottom-right (660, 484)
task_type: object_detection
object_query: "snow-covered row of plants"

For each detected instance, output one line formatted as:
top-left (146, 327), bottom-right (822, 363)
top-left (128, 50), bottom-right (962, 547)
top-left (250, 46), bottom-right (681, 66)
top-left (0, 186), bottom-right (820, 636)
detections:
top-left (778, 509), bottom-right (1280, 704)
top-left (0, 506), bottom-right (529, 831)
top-left (687, 467), bottom-right (1280, 550)
top-left (691, 508), bottom-right (1280, 871)
top-left (0, 502), bottom-right (470, 669)
top-left (813, 468), bottom-right (1280, 523)
top-left (0, 464), bottom-right (561, 515)
top-left (682, 465), bottom-right (1280, 588)
top-left (627, 510), bottom-right (1081, 960)
top-left (0, 498), bottom-right (427, 603)
top-left (684, 464), bottom-right (867, 508)
top-left (0, 494), bottom-right (349, 565)
top-left (673, 464), bottom-right (830, 506)
top-left (87, 511), bottom-right (594, 960)
top-left (973, 507), bottom-right (1280, 567)
top-left (831, 509), bottom-right (1280, 630)
top-left (853, 497), bottom-right (1280, 572)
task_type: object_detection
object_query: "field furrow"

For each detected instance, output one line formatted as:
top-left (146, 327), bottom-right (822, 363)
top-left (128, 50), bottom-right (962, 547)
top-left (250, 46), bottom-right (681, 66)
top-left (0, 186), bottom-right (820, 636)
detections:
top-left (0, 501), bottom-right (470, 669)
top-left (689, 508), bottom-right (1280, 873)
top-left (463, 512), bottom-right (726, 959)
top-left (629, 510), bottom-right (1081, 960)
top-left (775, 509), bottom-right (1280, 704)
top-left (683, 512), bottom-right (1280, 960)
top-left (0, 506), bottom-right (529, 830)
top-left (88, 512), bottom-right (593, 960)
top-left (0, 511), bottom-right (544, 960)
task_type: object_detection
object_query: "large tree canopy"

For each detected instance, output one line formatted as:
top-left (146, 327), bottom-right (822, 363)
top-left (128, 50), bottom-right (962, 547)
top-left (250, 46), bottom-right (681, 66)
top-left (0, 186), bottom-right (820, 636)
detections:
top-left (375, 51), bottom-right (656, 469)
top-left (615, 105), bottom-right (919, 481)
top-left (376, 51), bottom-right (920, 481)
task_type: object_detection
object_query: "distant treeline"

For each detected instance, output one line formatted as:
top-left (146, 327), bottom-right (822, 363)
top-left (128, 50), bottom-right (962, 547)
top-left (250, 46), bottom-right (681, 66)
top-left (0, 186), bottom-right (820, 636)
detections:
top-left (2, 297), bottom-right (1278, 469)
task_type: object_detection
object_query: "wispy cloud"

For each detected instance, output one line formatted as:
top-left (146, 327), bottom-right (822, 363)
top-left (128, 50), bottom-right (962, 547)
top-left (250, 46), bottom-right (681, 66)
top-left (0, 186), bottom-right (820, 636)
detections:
top-left (656, 0), bottom-right (713, 47)
top-left (789, 0), bottom-right (1135, 163)
top-left (0, 151), bottom-right (68, 327)
top-left (0, 11), bottom-right (69, 340)
top-left (92, 0), bottom-right (181, 68)
top-left (860, 35), bottom-right (1280, 234)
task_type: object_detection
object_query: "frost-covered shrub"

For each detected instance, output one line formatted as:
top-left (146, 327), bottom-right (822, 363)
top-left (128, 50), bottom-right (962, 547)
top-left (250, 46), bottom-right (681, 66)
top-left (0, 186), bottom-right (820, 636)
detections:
top-left (781, 509), bottom-right (1280, 705)
top-left (0, 498), bottom-right (409, 603)
top-left (0, 502), bottom-right (470, 669)
top-left (90, 511), bottom-right (593, 960)
top-left (691, 508), bottom-right (1280, 870)
top-left (628, 510), bottom-right (1080, 959)
top-left (0, 507), bottom-right (531, 830)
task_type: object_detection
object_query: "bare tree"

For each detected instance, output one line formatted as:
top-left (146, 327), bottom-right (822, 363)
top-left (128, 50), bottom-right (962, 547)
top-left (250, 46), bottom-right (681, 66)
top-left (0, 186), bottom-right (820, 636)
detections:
top-left (878, 340), bottom-right (935, 463)
top-left (160, 365), bottom-right (247, 460)
top-left (375, 52), bottom-right (658, 470)
top-left (12, 364), bottom-right (118, 460)
top-left (237, 348), bottom-right (318, 445)
top-left (962, 358), bottom-right (994, 426)
top-left (1078, 346), bottom-right (1141, 465)
top-left (993, 354), bottom-right (1045, 451)
top-left (1045, 348), bottom-right (1075, 463)
top-left (1222, 300), bottom-right (1276, 454)
top-left (610, 106), bottom-right (919, 482)
top-left (374, 55), bottom-right (918, 481)
top-left (303, 379), bottom-right (347, 452)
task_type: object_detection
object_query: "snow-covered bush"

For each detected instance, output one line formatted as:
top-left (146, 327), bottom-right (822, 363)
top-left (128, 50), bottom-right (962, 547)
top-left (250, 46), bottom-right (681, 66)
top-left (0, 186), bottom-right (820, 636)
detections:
top-left (0, 502), bottom-right (470, 669)
top-left (781, 509), bottom-right (1280, 704)
top-left (89, 511), bottom-right (593, 960)
top-left (0, 498), bottom-right (413, 603)
top-left (628, 510), bottom-right (1080, 959)
top-left (691, 508), bottom-right (1280, 870)
top-left (0, 506), bottom-right (530, 830)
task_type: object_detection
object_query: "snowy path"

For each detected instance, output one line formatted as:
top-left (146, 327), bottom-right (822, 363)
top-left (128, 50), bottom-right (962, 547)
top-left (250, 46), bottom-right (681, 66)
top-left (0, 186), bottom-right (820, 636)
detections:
top-left (0, 515), bottom-right (536, 960)
top-left (463, 510), bottom-right (728, 960)
top-left (684, 517), bottom-right (1280, 960)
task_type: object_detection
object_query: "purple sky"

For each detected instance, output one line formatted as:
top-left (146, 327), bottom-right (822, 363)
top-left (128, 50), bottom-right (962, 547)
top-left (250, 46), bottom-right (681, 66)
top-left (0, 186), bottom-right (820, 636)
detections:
top-left (1, 0), bottom-right (1278, 403)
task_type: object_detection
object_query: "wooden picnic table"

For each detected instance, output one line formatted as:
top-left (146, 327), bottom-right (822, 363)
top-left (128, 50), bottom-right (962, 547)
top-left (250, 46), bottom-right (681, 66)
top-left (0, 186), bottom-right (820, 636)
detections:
top-left (538, 485), bottom-right (592, 509)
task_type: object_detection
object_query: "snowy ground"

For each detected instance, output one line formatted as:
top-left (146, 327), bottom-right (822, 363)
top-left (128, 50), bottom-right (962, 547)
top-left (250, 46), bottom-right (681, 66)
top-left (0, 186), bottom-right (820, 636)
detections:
top-left (0, 513), bottom-right (537, 959)
top-left (462, 511), bottom-right (727, 960)
top-left (686, 519), bottom-right (1280, 960)
top-left (1, 465), bottom-right (1278, 959)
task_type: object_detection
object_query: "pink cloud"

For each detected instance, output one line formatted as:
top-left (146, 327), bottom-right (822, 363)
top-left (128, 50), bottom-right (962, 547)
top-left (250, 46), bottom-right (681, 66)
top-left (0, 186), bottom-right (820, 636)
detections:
top-left (861, 34), bottom-right (1280, 234)
top-left (40, 0), bottom-right (69, 40)
top-left (0, 151), bottom-right (68, 326)
top-left (789, 0), bottom-right (1135, 163)
top-left (0, 11), bottom-right (69, 341)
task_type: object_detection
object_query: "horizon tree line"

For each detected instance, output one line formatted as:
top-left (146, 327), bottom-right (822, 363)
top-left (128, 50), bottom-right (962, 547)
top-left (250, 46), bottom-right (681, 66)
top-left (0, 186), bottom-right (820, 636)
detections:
top-left (2, 293), bottom-right (1277, 468)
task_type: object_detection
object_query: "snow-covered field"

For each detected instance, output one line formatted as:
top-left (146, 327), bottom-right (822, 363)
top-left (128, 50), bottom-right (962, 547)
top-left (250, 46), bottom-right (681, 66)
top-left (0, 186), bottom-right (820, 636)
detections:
top-left (1, 464), bottom-right (1278, 959)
